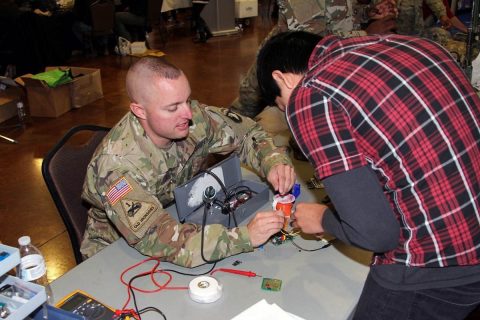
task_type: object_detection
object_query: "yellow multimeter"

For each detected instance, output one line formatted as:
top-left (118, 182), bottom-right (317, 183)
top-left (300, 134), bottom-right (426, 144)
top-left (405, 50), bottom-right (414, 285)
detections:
top-left (55, 290), bottom-right (116, 320)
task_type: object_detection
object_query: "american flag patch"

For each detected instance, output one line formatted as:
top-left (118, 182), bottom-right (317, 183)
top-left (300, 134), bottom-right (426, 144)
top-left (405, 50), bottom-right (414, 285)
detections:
top-left (107, 177), bottom-right (132, 205)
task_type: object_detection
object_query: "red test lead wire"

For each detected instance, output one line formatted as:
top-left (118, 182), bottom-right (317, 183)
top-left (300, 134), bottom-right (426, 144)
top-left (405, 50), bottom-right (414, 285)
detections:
top-left (210, 268), bottom-right (261, 277)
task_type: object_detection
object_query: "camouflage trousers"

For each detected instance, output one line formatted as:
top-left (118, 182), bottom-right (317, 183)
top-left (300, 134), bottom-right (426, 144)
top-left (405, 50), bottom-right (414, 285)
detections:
top-left (422, 27), bottom-right (479, 67)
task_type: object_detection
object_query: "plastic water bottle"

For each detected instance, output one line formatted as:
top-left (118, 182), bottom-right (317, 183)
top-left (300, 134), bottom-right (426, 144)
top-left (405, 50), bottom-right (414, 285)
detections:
top-left (16, 101), bottom-right (26, 123)
top-left (16, 236), bottom-right (53, 304)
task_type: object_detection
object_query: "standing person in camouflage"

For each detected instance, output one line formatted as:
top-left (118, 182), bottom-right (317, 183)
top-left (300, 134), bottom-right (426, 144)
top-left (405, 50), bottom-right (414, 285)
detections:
top-left (81, 57), bottom-right (296, 267)
top-left (384, 0), bottom-right (464, 65)
top-left (230, 0), bottom-right (398, 120)
top-left (392, 0), bottom-right (449, 36)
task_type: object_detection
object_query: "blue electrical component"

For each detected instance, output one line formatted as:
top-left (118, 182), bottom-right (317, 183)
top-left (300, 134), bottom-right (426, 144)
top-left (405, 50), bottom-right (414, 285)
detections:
top-left (292, 183), bottom-right (301, 199)
top-left (0, 251), bottom-right (9, 262)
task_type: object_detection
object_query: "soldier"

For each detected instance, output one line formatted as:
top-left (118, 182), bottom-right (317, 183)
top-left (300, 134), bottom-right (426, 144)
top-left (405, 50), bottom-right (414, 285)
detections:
top-left (391, 0), bottom-right (449, 36)
top-left (423, 0), bottom-right (467, 34)
top-left (231, 0), bottom-right (398, 120)
top-left (81, 57), bottom-right (296, 267)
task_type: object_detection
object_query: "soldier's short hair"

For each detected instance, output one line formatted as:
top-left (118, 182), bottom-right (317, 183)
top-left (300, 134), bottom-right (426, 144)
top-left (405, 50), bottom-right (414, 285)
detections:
top-left (257, 31), bottom-right (322, 106)
top-left (126, 57), bottom-right (182, 103)
top-left (132, 56), bottom-right (182, 79)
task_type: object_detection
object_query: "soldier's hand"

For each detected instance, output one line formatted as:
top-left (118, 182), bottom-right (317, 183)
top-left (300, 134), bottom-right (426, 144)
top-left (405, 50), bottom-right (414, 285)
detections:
top-left (267, 164), bottom-right (296, 195)
top-left (440, 15), bottom-right (452, 29)
top-left (369, 0), bottom-right (398, 20)
top-left (366, 17), bottom-right (396, 34)
top-left (247, 211), bottom-right (284, 247)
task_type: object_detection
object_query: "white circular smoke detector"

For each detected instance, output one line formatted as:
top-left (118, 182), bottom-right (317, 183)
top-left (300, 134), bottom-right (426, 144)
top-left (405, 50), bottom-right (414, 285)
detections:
top-left (188, 276), bottom-right (223, 303)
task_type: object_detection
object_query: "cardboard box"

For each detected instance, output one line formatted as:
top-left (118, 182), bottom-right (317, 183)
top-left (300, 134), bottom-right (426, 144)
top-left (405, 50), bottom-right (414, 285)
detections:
top-left (17, 73), bottom-right (71, 118)
top-left (46, 67), bottom-right (103, 109)
top-left (16, 66), bottom-right (103, 117)
top-left (235, 0), bottom-right (258, 19)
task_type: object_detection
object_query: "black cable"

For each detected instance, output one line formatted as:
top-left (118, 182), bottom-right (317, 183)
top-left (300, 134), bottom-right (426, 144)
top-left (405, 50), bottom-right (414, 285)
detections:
top-left (289, 237), bottom-right (335, 252)
top-left (197, 169), bottom-right (257, 263)
top-left (128, 273), bottom-right (166, 320)
top-left (127, 263), bottom-right (216, 320)
top-left (228, 203), bottom-right (238, 229)
top-left (201, 203), bottom-right (225, 264)
top-left (197, 169), bottom-right (229, 198)
top-left (199, 168), bottom-right (236, 227)
top-left (224, 187), bottom-right (257, 228)
top-left (226, 185), bottom-right (255, 198)
top-left (162, 262), bottom-right (217, 276)
top-left (138, 307), bottom-right (167, 319)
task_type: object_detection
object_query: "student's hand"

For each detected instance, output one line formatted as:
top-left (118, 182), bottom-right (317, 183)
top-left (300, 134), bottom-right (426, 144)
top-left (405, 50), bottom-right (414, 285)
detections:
top-left (291, 203), bottom-right (329, 235)
top-left (369, 0), bottom-right (398, 20)
top-left (247, 211), bottom-right (285, 247)
top-left (366, 17), bottom-right (397, 34)
top-left (267, 164), bottom-right (296, 195)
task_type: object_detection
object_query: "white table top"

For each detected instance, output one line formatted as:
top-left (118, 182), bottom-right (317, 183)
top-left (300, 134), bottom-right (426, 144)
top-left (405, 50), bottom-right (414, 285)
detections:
top-left (51, 160), bottom-right (372, 319)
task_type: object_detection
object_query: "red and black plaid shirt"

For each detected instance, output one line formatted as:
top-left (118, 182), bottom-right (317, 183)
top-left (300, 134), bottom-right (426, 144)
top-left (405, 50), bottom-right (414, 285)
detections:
top-left (287, 34), bottom-right (480, 267)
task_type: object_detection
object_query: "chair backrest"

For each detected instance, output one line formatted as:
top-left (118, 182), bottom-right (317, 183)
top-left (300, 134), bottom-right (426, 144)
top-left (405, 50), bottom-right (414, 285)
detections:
top-left (90, 0), bottom-right (115, 36)
top-left (42, 125), bottom-right (109, 264)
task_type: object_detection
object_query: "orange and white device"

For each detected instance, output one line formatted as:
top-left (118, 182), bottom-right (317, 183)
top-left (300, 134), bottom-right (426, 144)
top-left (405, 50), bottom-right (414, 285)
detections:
top-left (273, 194), bottom-right (296, 240)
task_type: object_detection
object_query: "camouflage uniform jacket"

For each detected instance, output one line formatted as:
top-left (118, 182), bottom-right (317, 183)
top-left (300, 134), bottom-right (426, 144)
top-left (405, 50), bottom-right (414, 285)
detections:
top-left (277, 0), bottom-right (372, 37)
top-left (382, 0), bottom-right (446, 35)
top-left (81, 101), bottom-right (292, 267)
top-left (231, 0), bottom-right (371, 118)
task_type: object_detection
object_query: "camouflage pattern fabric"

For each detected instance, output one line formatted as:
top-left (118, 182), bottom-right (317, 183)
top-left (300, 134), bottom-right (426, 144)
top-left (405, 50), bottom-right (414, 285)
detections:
top-left (442, 38), bottom-right (479, 67)
top-left (421, 26), bottom-right (451, 44)
top-left (385, 0), bottom-right (446, 35)
top-left (81, 101), bottom-right (292, 267)
top-left (277, 0), bottom-right (371, 38)
top-left (418, 27), bottom-right (476, 67)
top-left (231, 0), bottom-right (369, 119)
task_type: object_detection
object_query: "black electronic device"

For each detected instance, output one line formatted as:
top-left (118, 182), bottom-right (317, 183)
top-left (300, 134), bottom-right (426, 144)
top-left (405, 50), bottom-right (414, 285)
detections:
top-left (55, 290), bottom-right (115, 320)
top-left (30, 304), bottom-right (85, 320)
top-left (174, 155), bottom-right (270, 227)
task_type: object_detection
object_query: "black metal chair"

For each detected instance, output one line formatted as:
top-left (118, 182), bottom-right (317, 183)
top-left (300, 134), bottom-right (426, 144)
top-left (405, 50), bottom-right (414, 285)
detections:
top-left (41, 125), bottom-right (109, 264)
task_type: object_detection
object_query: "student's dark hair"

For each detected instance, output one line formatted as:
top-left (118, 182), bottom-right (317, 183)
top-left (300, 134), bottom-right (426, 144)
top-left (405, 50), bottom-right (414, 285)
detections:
top-left (257, 31), bottom-right (322, 106)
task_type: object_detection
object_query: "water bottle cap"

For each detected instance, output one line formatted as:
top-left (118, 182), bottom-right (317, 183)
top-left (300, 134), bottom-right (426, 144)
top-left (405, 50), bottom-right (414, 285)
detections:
top-left (18, 236), bottom-right (31, 246)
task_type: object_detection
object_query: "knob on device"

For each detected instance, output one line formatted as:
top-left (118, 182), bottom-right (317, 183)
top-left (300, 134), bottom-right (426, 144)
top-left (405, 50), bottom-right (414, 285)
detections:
top-left (203, 186), bottom-right (217, 205)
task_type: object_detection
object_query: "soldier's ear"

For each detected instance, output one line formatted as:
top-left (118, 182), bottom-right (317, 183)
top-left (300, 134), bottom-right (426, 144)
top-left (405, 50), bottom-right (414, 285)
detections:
top-left (131, 102), bottom-right (147, 120)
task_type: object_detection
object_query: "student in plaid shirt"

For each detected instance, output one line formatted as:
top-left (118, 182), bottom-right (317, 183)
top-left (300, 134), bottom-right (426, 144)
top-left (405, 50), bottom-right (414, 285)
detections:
top-left (257, 31), bottom-right (480, 319)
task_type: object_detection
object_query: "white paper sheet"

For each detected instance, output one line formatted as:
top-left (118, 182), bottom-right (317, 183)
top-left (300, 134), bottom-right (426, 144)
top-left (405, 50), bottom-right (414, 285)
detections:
top-left (231, 299), bottom-right (306, 320)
